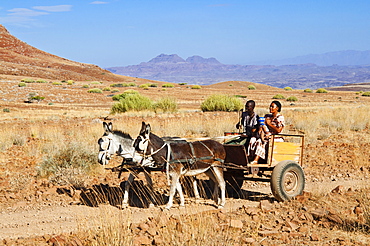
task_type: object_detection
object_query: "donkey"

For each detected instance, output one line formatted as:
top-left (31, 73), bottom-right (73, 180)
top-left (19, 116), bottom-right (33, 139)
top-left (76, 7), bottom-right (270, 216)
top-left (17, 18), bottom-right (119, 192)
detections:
top-left (133, 122), bottom-right (227, 209)
top-left (98, 122), bottom-right (155, 208)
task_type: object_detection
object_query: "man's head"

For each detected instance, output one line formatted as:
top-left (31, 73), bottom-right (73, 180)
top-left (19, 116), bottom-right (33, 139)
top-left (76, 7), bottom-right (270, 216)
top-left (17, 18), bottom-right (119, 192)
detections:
top-left (245, 100), bottom-right (255, 115)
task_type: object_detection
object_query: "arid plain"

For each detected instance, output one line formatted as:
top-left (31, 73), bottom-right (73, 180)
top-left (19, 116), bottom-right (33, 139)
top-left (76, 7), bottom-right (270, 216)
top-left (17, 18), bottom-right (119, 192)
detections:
top-left (0, 73), bottom-right (369, 245)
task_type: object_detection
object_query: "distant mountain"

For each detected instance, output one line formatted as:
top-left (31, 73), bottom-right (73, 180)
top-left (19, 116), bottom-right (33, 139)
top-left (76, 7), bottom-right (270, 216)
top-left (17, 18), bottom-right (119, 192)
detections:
top-left (261, 50), bottom-right (370, 66)
top-left (107, 53), bottom-right (370, 89)
top-left (0, 24), bottom-right (128, 82)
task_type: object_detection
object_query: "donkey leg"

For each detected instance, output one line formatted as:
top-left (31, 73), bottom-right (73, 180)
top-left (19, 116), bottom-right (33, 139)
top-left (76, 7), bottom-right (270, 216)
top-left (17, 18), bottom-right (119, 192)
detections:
top-left (143, 169), bottom-right (155, 207)
top-left (176, 178), bottom-right (185, 207)
top-left (122, 173), bottom-right (135, 208)
top-left (166, 173), bottom-right (181, 210)
top-left (192, 177), bottom-right (201, 201)
top-left (213, 167), bottom-right (226, 208)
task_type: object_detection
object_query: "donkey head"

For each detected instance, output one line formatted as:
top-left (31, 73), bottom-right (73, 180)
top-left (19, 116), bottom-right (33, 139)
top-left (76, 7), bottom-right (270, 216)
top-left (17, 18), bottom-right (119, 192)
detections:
top-left (133, 122), bottom-right (151, 154)
top-left (97, 122), bottom-right (117, 165)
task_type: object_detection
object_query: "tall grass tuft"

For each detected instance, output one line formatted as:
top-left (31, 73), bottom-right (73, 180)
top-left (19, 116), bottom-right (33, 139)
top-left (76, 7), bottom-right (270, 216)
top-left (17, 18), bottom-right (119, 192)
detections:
top-left (37, 142), bottom-right (97, 186)
top-left (153, 97), bottom-right (178, 113)
top-left (201, 94), bottom-right (243, 112)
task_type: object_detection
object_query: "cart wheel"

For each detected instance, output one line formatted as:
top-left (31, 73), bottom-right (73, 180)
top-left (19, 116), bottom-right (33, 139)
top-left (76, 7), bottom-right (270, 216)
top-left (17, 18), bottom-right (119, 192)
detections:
top-left (224, 170), bottom-right (244, 198)
top-left (271, 160), bottom-right (305, 202)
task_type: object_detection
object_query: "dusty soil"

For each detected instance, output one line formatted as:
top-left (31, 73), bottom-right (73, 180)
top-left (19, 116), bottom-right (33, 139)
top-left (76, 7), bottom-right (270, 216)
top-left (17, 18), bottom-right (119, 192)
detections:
top-left (0, 126), bottom-right (369, 245)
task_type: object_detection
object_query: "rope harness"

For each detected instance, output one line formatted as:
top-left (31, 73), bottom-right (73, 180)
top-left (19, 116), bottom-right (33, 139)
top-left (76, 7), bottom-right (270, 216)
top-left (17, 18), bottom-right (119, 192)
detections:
top-left (140, 135), bottom-right (224, 185)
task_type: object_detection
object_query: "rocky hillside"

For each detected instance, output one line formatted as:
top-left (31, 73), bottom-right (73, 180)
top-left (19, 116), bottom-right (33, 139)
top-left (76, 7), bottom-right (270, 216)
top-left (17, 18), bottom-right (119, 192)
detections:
top-left (0, 25), bottom-right (128, 82)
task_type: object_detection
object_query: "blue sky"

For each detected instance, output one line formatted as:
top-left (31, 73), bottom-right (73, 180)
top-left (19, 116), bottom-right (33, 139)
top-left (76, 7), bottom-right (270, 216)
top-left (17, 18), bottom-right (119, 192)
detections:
top-left (1, 0), bottom-right (370, 68)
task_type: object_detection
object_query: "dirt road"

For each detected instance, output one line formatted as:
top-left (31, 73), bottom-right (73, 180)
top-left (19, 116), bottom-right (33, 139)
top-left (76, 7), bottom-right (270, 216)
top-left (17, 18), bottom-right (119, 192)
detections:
top-left (0, 179), bottom-right (366, 240)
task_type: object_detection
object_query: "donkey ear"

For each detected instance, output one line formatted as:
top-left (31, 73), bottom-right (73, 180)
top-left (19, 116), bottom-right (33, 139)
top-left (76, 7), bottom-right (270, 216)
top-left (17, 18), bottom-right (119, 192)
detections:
top-left (144, 123), bottom-right (151, 136)
top-left (140, 121), bottom-right (146, 134)
top-left (103, 122), bottom-right (113, 133)
top-left (108, 122), bottom-right (113, 132)
top-left (103, 122), bottom-right (109, 132)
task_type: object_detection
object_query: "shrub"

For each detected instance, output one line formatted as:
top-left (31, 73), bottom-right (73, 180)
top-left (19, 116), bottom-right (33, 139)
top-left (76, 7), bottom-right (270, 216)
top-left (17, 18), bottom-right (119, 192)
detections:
top-left (112, 89), bottom-right (139, 101)
top-left (162, 83), bottom-right (174, 88)
top-left (127, 82), bottom-right (136, 87)
top-left (304, 88), bottom-right (312, 93)
top-left (82, 84), bottom-right (90, 88)
top-left (149, 83), bottom-right (158, 87)
top-left (201, 94), bottom-right (243, 112)
top-left (362, 91), bottom-right (370, 97)
top-left (37, 143), bottom-right (97, 186)
top-left (153, 97), bottom-right (178, 113)
top-left (316, 88), bottom-right (328, 93)
top-left (21, 78), bottom-right (35, 83)
top-left (31, 95), bottom-right (45, 102)
top-left (110, 83), bottom-right (128, 87)
top-left (284, 86), bottom-right (293, 91)
top-left (247, 85), bottom-right (256, 90)
top-left (272, 94), bottom-right (285, 99)
top-left (111, 92), bottom-right (153, 114)
top-left (36, 79), bottom-right (48, 83)
top-left (191, 85), bottom-right (202, 89)
top-left (139, 84), bottom-right (149, 89)
top-left (91, 81), bottom-right (101, 85)
top-left (88, 88), bottom-right (103, 93)
top-left (234, 95), bottom-right (247, 98)
top-left (3, 108), bottom-right (10, 113)
top-left (67, 80), bottom-right (74, 85)
top-left (179, 83), bottom-right (187, 85)
top-left (52, 82), bottom-right (62, 85)
top-left (111, 89), bottom-right (120, 93)
top-left (102, 87), bottom-right (111, 91)
top-left (286, 96), bottom-right (298, 102)
top-left (18, 82), bottom-right (26, 87)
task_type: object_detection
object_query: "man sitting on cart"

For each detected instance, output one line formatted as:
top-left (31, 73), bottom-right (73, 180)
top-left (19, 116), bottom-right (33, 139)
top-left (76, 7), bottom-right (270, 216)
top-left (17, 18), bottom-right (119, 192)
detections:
top-left (236, 100), bottom-right (265, 164)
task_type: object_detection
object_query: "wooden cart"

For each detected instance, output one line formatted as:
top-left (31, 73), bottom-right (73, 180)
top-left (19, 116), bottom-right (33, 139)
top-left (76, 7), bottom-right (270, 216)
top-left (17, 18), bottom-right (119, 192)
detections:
top-left (223, 133), bottom-right (305, 202)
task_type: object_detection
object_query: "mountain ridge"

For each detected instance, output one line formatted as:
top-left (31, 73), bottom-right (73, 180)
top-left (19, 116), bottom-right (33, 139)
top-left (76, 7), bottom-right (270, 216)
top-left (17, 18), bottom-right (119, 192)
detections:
top-left (107, 53), bottom-right (370, 89)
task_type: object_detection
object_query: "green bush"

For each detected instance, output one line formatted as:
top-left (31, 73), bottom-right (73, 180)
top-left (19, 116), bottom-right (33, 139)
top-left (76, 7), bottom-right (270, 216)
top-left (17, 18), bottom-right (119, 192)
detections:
top-left (112, 89), bottom-right (139, 101)
top-left (272, 94), bottom-right (285, 99)
top-left (111, 89), bottom-right (120, 93)
top-left (127, 82), bottom-right (137, 87)
top-left (102, 87), bottom-right (111, 91)
top-left (111, 91), bottom-right (153, 114)
top-left (91, 81), bottom-right (101, 85)
top-left (303, 88), bottom-right (312, 93)
top-left (247, 85), bottom-right (256, 90)
top-left (284, 86), bottom-right (293, 91)
top-left (149, 83), bottom-right (158, 87)
top-left (162, 83), bottom-right (174, 88)
top-left (153, 97), bottom-right (178, 113)
top-left (362, 91), bottom-right (370, 97)
top-left (234, 95), bottom-right (247, 98)
top-left (286, 96), bottom-right (298, 102)
top-left (21, 78), bottom-right (35, 83)
top-left (18, 82), bottom-right (26, 87)
top-left (110, 83), bottom-right (128, 87)
top-left (36, 79), bottom-right (48, 83)
top-left (201, 94), bottom-right (243, 112)
top-left (178, 83), bottom-right (187, 85)
top-left (3, 108), bottom-right (10, 113)
top-left (67, 80), bottom-right (74, 85)
top-left (88, 88), bottom-right (103, 93)
top-left (191, 85), bottom-right (202, 89)
top-left (316, 88), bottom-right (328, 93)
top-left (139, 84), bottom-right (150, 89)
top-left (82, 84), bottom-right (90, 88)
